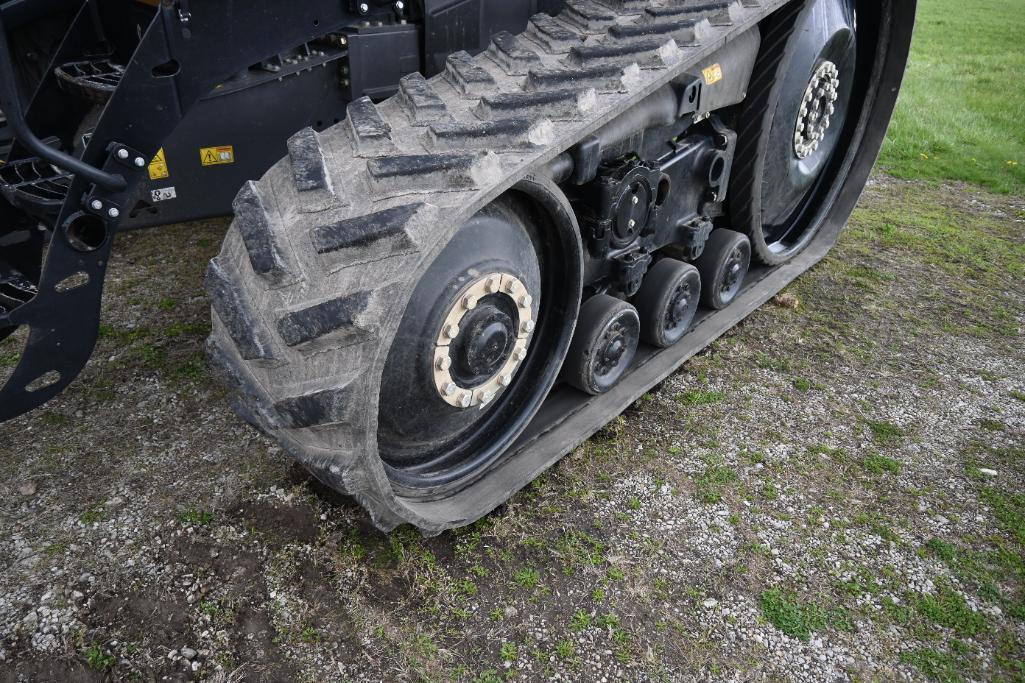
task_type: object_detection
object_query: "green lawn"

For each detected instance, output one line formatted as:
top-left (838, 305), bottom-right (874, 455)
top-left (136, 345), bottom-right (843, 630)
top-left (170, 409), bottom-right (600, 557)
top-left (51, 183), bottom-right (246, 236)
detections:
top-left (879, 0), bottom-right (1025, 194)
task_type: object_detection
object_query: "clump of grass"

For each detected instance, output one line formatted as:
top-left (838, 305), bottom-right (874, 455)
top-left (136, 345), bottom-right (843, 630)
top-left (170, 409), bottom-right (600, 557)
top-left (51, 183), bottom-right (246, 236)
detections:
top-left (759, 589), bottom-right (850, 642)
top-left (913, 586), bottom-right (987, 637)
top-left (864, 419), bottom-right (905, 445)
top-left (861, 453), bottom-right (901, 475)
top-left (499, 642), bottom-right (518, 662)
top-left (678, 389), bottom-right (726, 406)
top-left (85, 646), bottom-right (114, 672)
top-left (178, 508), bottom-right (215, 526)
top-left (514, 568), bottom-right (540, 589)
top-left (696, 463), bottom-right (738, 504)
top-left (900, 646), bottom-right (966, 682)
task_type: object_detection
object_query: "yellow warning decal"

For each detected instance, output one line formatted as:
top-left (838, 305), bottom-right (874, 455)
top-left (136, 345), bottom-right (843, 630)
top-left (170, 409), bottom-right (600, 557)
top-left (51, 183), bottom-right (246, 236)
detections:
top-left (148, 148), bottom-right (169, 180)
top-left (200, 145), bottom-right (235, 166)
top-left (702, 63), bottom-right (724, 86)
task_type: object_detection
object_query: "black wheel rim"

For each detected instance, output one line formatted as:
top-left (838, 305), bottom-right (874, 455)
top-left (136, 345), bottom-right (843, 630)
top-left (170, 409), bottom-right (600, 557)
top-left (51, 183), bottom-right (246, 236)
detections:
top-left (588, 308), bottom-right (639, 393)
top-left (377, 194), bottom-right (578, 495)
top-left (761, 0), bottom-right (857, 257)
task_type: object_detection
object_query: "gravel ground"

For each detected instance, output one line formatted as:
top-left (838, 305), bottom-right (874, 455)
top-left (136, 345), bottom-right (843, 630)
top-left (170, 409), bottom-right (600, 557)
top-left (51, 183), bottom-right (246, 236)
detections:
top-left (1, 175), bottom-right (1023, 682)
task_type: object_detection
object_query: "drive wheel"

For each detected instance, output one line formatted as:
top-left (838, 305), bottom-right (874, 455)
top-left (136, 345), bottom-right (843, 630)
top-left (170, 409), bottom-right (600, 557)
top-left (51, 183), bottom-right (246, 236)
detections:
top-left (695, 229), bottom-right (751, 310)
top-left (633, 258), bottom-right (701, 348)
top-left (377, 192), bottom-right (580, 495)
top-left (562, 294), bottom-right (640, 396)
top-left (731, 0), bottom-right (858, 265)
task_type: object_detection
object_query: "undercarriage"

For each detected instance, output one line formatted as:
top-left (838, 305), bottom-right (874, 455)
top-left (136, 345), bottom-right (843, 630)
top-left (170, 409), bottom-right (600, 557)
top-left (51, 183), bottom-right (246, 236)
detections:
top-left (0, 0), bottom-right (916, 533)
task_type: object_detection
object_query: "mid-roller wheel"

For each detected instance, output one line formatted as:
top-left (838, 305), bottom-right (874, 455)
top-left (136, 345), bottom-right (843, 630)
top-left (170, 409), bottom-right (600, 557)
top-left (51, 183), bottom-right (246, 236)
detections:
top-left (562, 294), bottom-right (640, 396)
top-left (633, 258), bottom-right (701, 348)
top-left (694, 229), bottom-right (751, 310)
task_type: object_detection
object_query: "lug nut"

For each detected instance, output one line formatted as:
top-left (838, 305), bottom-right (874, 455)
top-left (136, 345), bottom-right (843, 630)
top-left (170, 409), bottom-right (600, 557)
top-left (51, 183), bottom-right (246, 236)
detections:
top-left (443, 382), bottom-right (457, 396)
top-left (631, 195), bottom-right (639, 205)
top-left (505, 280), bottom-right (520, 295)
top-left (394, 0), bottom-right (405, 10)
top-left (462, 294), bottom-right (478, 310)
top-left (90, 199), bottom-right (103, 211)
top-left (459, 392), bottom-right (472, 408)
top-left (513, 347), bottom-right (527, 362)
top-left (436, 356), bottom-right (452, 371)
top-left (499, 374), bottom-right (513, 387)
top-left (444, 323), bottom-right (460, 339)
top-left (134, 157), bottom-right (146, 168)
top-left (520, 320), bottom-right (535, 334)
top-left (358, 2), bottom-right (369, 14)
top-left (486, 276), bottom-right (501, 293)
top-left (117, 148), bottom-right (129, 160)
top-left (107, 207), bottom-right (120, 219)
top-left (519, 294), bottom-right (532, 308)
top-left (477, 389), bottom-right (494, 405)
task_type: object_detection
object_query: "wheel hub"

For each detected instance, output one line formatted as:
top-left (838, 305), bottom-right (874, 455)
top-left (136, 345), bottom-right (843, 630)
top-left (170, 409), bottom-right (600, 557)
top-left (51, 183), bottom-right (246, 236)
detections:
top-left (597, 323), bottom-right (629, 374)
top-left (433, 272), bottom-right (535, 410)
top-left (793, 60), bottom-right (840, 160)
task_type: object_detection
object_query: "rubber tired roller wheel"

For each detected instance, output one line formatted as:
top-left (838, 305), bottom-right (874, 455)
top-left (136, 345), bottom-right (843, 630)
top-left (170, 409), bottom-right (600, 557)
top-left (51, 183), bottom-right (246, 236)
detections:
top-left (633, 258), bottom-right (701, 348)
top-left (731, 0), bottom-right (858, 265)
top-left (694, 229), bottom-right (751, 310)
top-left (562, 295), bottom-right (640, 396)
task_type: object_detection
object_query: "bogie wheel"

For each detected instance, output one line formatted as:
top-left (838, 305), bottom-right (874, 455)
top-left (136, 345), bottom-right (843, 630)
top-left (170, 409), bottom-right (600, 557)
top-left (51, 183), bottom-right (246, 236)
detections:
top-left (694, 229), bottom-right (751, 310)
top-left (561, 294), bottom-right (640, 396)
top-left (731, 0), bottom-right (858, 265)
top-left (377, 192), bottom-right (581, 495)
top-left (633, 258), bottom-right (701, 348)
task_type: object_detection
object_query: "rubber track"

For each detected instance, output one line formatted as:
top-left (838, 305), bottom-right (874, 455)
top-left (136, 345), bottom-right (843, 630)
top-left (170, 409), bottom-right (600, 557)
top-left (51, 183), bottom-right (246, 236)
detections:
top-left (207, 0), bottom-right (789, 535)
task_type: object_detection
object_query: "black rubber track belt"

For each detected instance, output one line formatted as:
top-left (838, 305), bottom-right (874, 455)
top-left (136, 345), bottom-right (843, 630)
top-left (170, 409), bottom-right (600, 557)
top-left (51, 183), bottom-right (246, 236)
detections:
top-left (205, 0), bottom-right (792, 534)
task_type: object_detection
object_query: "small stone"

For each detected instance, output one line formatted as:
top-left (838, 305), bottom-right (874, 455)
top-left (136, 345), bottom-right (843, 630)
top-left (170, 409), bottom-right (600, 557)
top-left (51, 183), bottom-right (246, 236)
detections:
top-left (17, 481), bottom-right (37, 496)
top-left (503, 606), bottom-right (518, 619)
top-left (978, 467), bottom-right (998, 477)
top-left (702, 598), bottom-right (718, 609)
top-left (772, 293), bottom-right (800, 310)
top-left (181, 647), bottom-right (197, 660)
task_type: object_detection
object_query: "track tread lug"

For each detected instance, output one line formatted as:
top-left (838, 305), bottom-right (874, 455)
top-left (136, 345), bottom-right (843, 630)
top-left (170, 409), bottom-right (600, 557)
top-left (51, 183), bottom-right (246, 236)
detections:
top-left (367, 152), bottom-right (502, 193)
top-left (488, 30), bottom-right (542, 75)
top-left (427, 118), bottom-right (550, 150)
top-left (445, 50), bottom-right (497, 97)
top-left (206, 257), bottom-right (278, 362)
top-left (310, 203), bottom-right (420, 259)
top-left (477, 89), bottom-right (596, 121)
top-left (646, 1), bottom-right (744, 26)
top-left (231, 180), bottom-right (295, 286)
top-left (276, 291), bottom-right (373, 348)
top-left (398, 72), bottom-right (451, 125)
top-left (273, 383), bottom-right (360, 429)
top-left (347, 97), bottom-right (395, 156)
top-left (527, 13), bottom-right (583, 54)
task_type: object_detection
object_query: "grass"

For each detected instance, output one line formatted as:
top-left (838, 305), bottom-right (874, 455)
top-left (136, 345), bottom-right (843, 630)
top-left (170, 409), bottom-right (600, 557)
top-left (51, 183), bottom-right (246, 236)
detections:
top-left (880, 0), bottom-right (1025, 194)
top-left (758, 588), bottom-right (850, 642)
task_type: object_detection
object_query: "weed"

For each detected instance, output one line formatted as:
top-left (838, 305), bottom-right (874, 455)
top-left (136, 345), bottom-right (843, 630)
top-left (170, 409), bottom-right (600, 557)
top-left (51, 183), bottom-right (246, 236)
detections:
top-left (861, 453), bottom-right (901, 475)
top-left (85, 646), bottom-right (114, 672)
top-left (864, 419), bottom-right (905, 444)
top-left (899, 647), bottom-right (966, 683)
top-left (514, 568), bottom-right (540, 589)
top-left (678, 389), bottom-right (726, 406)
top-left (759, 589), bottom-right (850, 642)
top-left (571, 611), bottom-right (592, 630)
top-left (499, 642), bottom-right (518, 662)
top-left (913, 586), bottom-right (986, 637)
top-left (178, 508), bottom-right (215, 526)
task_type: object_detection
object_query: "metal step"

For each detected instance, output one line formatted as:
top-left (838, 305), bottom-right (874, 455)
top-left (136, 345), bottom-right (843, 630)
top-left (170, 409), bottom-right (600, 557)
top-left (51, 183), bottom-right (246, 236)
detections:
top-left (54, 58), bottom-right (125, 103)
top-left (0, 156), bottom-right (72, 220)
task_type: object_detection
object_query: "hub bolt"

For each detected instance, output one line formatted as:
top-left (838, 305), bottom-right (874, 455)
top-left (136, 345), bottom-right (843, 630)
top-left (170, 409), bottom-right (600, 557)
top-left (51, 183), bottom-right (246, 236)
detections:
top-left (513, 348), bottom-right (527, 362)
top-left (486, 276), bottom-right (501, 293)
top-left (116, 148), bottom-right (129, 160)
top-left (519, 294), bottom-right (532, 308)
top-left (444, 323), bottom-right (460, 340)
top-left (107, 207), bottom-right (120, 219)
top-left (436, 356), bottom-right (452, 371)
top-left (90, 199), bottom-right (103, 211)
top-left (443, 382), bottom-right (457, 396)
top-left (631, 195), bottom-right (639, 205)
top-left (134, 157), bottom-right (146, 168)
top-left (462, 294), bottom-right (478, 310)
top-left (499, 373), bottom-right (513, 387)
top-left (520, 320), bottom-right (535, 334)
top-left (459, 392), bottom-right (472, 408)
top-left (505, 280), bottom-right (520, 294)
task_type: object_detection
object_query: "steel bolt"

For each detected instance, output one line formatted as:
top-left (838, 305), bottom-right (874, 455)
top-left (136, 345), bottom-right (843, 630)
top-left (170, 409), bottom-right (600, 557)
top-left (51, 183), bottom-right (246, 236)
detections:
top-left (459, 392), bottom-right (472, 408)
top-left (107, 207), bottom-right (120, 219)
top-left (499, 374), bottom-right (513, 387)
top-left (462, 294), bottom-right (478, 310)
top-left (513, 348), bottom-right (527, 362)
top-left (443, 381), bottom-right (457, 396)
top-left (631, 195), bottom-right (639, 205)
top-left (519, 294), bottom-right (532, 308)
top-left (444, 323), bottom-right (460, 339)
top-left (628, 219), bottom-right (636, 230)
top-left (394, 0), bottom-right (405, 10)
top-left (436, 356), bottom-right (452, 371)
top-left (358, 2), bottom-right (369, 14)
top-left (505, 280), bottom-right (519, 294)
top-left (134, 157), bottom-right (146, 168)
top-left (520, 320), bottom-right (535, 334)
top-left (486, 276), bottom-right (501, 293)
top-left (90, 199), bottom-right (103, 211)
top-left (116, 148), bottom-right (129, 160)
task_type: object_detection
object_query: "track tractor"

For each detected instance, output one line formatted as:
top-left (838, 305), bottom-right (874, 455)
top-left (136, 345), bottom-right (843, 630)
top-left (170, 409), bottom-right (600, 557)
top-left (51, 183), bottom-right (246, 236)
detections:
top-left (0, 0), bottom-right (915, 532)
